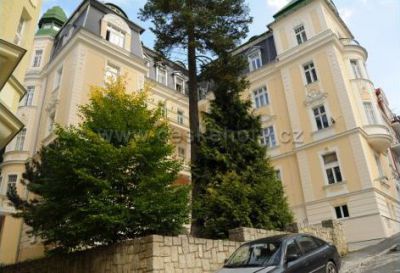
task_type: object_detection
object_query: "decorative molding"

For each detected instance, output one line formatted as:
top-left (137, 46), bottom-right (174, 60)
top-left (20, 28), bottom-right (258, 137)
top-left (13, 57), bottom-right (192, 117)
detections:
top-left (303, 89), bottom-right (328, 106)
top-left (102, 13), bottom-right (130, 33)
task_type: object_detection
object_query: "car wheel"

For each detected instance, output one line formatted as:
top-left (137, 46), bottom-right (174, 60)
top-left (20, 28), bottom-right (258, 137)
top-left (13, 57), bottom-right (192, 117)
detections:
top-left (326, 261), bottom-right (337, 273)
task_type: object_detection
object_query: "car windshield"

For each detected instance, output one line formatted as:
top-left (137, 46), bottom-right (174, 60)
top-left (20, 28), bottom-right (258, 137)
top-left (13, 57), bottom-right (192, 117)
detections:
top-left (224, 241), bottom-right (282, 268)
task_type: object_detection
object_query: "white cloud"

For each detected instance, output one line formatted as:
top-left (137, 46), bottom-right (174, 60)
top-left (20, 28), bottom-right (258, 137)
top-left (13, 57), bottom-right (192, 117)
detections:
top-left (338, 8), bottom-right (353, 23)
top-left (266, 0), bottom-right (291, 11)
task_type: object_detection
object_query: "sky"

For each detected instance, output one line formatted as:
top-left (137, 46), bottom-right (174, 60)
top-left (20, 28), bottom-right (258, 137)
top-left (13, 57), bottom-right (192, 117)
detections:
top-left (41, 0), bottom-right (400, 113)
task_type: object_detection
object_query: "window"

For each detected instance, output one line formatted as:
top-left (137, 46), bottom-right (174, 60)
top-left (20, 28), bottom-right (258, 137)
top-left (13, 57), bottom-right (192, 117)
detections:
top-left (54, 66), bottom-right (63, 89)
top-left (363, 102), bottom-right (377, 125)
top-left (261, 126), bottom-right (277, 148)
top-left (175, 76), bottom-right (185, 94)
top-left (105, 63), bottom-right (120, 82)
top-left (177, 110), bottom-right (184, 125)
top-left (178, 147), bottom-right (185, 159)
top-left (313, 105), bottom-right (329, 130)
top-left (294, 24), bottom-right (307, 45)
top-left (106, 24), bottom-right (125, 48)
top-left (248, 51), bottom-right (262, 72)
top-left (303, 62), bottom-right (318, 84)
top-left (253, 86), bottom-right (269, 108)
top-left (286, 240), bottom-right (302, 258)
top-left (335, 205), bottom-right (350, 219)
top-left (7, 175), bottom-right (18, 193)
top-left (23, 86), bottom-right (35, 106)
top-left (350, 59), bottom-right (362, 79)
top-left (15, 128), bottom-right (26, 151)
top-left (48, 111), bottom-right (55, 133)
top-left (161, 103), bottom-right (168, 118)
top-left (14, 16), bottom-right (25, 45)
top-left (275, 169), bottom-right (282, 181)
top-left (32, 49), bottom-right (43, 67)
top-left (297, 236), bottom-right (319, 254)
top-left (323, 152), bottom-right (343, 184)
top-left (157, 66), bottom-right (167, 85)
top-left (375, 154), bottom-right (385, 178)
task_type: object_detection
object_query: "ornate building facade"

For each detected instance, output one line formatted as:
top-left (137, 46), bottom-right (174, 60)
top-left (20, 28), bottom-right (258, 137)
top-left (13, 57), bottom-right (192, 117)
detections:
top-left (0, 0), bottom-right (190, 263)
top-left (200, 0), bottom-right (400, 251)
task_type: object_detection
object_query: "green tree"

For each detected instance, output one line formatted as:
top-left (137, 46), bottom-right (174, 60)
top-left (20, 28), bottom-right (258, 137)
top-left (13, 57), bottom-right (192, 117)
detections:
top-left (139, 0), bottom-right (252, 234)
top-left (8, 79), bottom-right (190, 252)
top-left (193, 52), bottom-right (293, 238)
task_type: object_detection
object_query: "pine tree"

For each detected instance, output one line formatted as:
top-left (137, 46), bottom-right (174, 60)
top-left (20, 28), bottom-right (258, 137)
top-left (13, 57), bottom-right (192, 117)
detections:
top-left (193, 52), bottom-right (293, 238)
top-left (139, 0), bottom-right (252, 234)
top-left (8, 78), bottom-right (190, 252)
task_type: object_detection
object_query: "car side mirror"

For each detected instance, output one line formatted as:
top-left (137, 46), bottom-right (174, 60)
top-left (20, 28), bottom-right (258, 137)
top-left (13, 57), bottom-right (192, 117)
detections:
top-left (286, 254), bottom-right (299, 263)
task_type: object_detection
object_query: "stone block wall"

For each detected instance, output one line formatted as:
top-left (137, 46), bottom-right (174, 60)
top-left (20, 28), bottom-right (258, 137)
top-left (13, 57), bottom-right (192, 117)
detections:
top-left (1, 220), bottom-right (347, 273)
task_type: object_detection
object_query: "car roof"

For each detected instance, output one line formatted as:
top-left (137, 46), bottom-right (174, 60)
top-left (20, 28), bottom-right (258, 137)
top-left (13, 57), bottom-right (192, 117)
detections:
top-left (244, 233), bottom-right (320, 245)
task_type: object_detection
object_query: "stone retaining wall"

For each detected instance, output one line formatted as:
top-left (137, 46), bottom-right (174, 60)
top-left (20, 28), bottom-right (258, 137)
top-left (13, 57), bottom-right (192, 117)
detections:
top-left (1, 220), bottom-right (347, 273)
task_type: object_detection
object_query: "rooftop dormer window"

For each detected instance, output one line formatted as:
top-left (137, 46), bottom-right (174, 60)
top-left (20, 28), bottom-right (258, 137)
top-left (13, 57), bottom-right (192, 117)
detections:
top-left (106, 24), bottom-right (125, 48)
top-left (248, 50), bottom-right (262, 72)
top-left (156, 66), bottom-right (167, 85)
top-left (294, 24), bottom-right (307, 45)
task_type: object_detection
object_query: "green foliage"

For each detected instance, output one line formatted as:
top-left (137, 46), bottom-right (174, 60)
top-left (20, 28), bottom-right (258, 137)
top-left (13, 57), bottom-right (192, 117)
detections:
top-left (193, 53), bottom-right (293, 238)
top-left (8, 79), bottom-right (190, 252)
top-left (139, 0), bottom-right (252, 55)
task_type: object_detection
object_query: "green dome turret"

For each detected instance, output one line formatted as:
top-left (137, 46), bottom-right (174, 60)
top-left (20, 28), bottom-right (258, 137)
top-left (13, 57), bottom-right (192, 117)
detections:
top-left (36, 6), bottom-right (67, 37)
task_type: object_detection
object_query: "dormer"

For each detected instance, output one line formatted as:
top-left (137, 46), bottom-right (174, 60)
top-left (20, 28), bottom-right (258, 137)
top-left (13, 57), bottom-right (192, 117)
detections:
top-left (269, 0), bottom-right (353, 55)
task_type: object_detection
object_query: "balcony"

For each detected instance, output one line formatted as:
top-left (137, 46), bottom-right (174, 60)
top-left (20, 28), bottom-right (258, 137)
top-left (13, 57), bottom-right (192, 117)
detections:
top-left (363, 124), bottom-right (392, 153)
top-left (339, 38), bottom-right (367, 58)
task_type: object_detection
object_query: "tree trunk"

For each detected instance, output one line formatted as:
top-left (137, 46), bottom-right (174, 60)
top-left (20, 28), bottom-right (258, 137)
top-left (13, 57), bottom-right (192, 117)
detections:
top-left (187, 0), bottom-right (201, 236)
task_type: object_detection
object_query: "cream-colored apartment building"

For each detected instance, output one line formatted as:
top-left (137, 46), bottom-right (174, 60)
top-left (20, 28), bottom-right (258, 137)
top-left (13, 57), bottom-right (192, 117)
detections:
top-left (200, 0), bottom-right (400, 251)
top-left (0, 0), bottom-right (190, 263)
top-left (0, 0), bottom-right (42, 264)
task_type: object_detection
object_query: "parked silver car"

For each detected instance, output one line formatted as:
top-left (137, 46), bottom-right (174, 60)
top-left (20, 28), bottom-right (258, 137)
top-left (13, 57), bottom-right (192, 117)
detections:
top-left (216, 233), bottom-right (341, 273)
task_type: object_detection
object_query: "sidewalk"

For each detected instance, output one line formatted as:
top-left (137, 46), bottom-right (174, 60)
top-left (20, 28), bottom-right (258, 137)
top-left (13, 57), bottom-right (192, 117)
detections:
top-left (341, 233), bottom-right (400, 273)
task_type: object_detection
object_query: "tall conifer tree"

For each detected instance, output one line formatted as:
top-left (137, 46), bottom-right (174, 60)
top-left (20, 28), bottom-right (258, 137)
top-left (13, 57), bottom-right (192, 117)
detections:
top-left (194, 52), bottom-right (293, 238)
top-left (140, 0), bottom-right (252, 234)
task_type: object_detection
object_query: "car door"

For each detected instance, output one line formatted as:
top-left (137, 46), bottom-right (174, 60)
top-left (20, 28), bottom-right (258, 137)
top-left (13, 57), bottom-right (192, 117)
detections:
top-left (296, 235), bottom-right (326, 273)
top-left (284, 238), bottom-right (308, 273)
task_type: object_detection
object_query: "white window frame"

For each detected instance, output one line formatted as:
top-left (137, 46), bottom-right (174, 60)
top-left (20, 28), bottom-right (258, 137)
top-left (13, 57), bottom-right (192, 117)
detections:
top-left (175, 75), bottom-right (185, 94)
top-left (14, 16), bottom-right (25, 45)
top-left (334, 204), bottom-right (350, 219)
top-left (253, 86), bottom-right (269, 109)
top-left (248, 50), bottom-right (262, 72)
top-left (178, 146), bottom-right (185, 159)
top-left (7, 174), bottom-right (18, 193)
top-left (15, 128), bottom-right (26, 151)
top-left (260, 126), bottom-right (277, 148)
top-left (322, 151), bottom-right (343, 185)
top-left (32, 49), bottom-right (43, 68)
top-left (177, 109), bottom-right (184, 125)
top-left (312, 104), bottom-right (330, 130)
top-left (363, 101), bottom-right (377, 125)
top-left (106, 24), bottom-right (125, 48)
top-left (303, 61), bottom-right (318, 84)
top-left (23, 86), bottom-right (35, 106)
top-left (350, 59), bottom-right (362, 79)
top-left (104, 62), bottom-right (120, 82)
top-left (53, 66), bottom-right (63, 90)
top-left (374, 153), bottom-right (385, 178)
top-left (294, 24), bottom-right (307, 45)
top-left (156, 66), bottom-right (168, 85)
